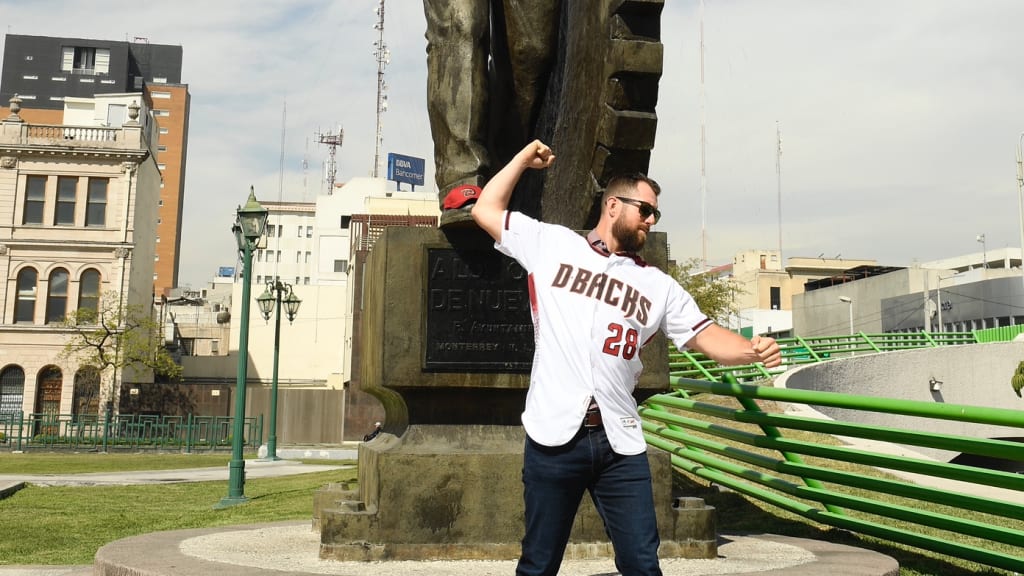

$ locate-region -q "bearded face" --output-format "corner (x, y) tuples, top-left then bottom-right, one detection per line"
(611, 215), (646, 252)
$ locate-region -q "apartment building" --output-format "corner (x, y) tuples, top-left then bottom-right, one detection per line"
(0, 99), (161, 417)
(175, 178), (439, 443)
(0, 34), (190, 295)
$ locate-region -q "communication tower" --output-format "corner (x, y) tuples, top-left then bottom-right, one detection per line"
(316, 126), (344, 194)
(372, 0), (389, 178)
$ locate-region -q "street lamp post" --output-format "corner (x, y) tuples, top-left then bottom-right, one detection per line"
(216, 187), (267, 509)
(839, 296), (854, 335)
(976, 234), (987, 269)
(256, 280), (301, 461)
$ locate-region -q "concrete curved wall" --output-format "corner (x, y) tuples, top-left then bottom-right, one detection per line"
(775, 342), (1024, 461)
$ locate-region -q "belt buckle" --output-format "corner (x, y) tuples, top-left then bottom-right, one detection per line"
(583, 409), (602, 428)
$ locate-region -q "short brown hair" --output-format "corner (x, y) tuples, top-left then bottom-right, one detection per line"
(602, 173), (661, 203)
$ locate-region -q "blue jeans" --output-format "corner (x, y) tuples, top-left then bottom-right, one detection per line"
(516, 426), (662, 576)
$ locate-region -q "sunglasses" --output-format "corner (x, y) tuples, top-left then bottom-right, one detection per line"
(615, 196), (661, 223)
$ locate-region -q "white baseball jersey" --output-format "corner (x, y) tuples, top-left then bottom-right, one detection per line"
(495, 211), (711, 455)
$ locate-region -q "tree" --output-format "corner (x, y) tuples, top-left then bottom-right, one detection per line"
(668, 258), (743, 324)
(60, 291), (182, 414)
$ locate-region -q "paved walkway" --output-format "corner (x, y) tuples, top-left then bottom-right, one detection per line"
(0, 446), (899, 576)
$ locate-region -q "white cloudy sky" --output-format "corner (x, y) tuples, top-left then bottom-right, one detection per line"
(4, 0), (1024, 288)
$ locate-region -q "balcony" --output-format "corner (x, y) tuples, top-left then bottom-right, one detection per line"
(0, 120), (147, 151)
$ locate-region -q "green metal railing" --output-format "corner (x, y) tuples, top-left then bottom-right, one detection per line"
(974, 324), (1024, 343)
(642, 375), (1024, 572)
(0, 411), (263, 453)
(669, 331), (978, 381)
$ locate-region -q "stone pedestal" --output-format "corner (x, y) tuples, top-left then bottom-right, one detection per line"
(316, 226), (715, 561)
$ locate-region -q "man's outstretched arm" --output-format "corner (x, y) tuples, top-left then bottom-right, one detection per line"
(689, 324), (782, 368)
(471, 140), (555, 242)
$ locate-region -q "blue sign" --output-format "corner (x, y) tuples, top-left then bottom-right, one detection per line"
(218, 266), (235, 277)
(387, 153), (425, 187)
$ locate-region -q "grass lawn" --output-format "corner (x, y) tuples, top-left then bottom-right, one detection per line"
(1, 417), (1018, 576)
(0, 452), (240, 475)
(0, 453), (356, 565)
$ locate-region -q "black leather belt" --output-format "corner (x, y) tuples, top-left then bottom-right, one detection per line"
(583, 408), (603, 428)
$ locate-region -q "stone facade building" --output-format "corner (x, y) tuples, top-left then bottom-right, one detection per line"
(0, 97), (161, 418)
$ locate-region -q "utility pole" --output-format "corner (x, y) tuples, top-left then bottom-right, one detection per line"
(776, 120), (783, 266)
(1016, 133), (1024, 298)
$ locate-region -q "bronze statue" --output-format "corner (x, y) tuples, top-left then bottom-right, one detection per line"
(425, 0), (666, 229)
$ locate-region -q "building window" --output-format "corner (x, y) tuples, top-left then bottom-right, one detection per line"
(256, 275), (262, 285)
(86, 178), (107, 227)
(55, 177), (77, 225)
(305, 251), (311, 263)
(770, 286), (781, 311)
(295, 276), (301, 285)
(78, 269), (101, 316)
(256, 249), (263, 262)
(46, 269), (69, 324)
(210, 340), (219, 354)
(276, 251), (282, 263)
(23, 175), (46, 225)
(73, 367), (100, 419)
(296, 252), (301, 263)
(150, 91), (172, 99)
(266, 224), (276, 238)
(159, 128), (169, 135)
(341, 215), (351, 229)
(306, 225), (313, 238)
(15, 268), (38, 323)
(157, 145), (167, 152)
(0, 366), (26, 415)
(303, 277), (310, 285)
(61, 46), (110, 75)
(153, 109), (170, 117)
(22, 75), (38, 80)
(334, 259), (348, 273)
(298, 226), (303, 237)
(72, 47), (95, 72)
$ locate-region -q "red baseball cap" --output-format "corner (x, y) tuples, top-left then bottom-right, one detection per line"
(442, 185), (482, 210)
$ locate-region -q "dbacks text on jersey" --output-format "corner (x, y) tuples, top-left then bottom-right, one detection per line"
(552, 264), (651, 325)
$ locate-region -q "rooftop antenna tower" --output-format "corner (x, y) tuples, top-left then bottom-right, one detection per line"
(316, 125), (343, 194)
(372, 0), (390, 178)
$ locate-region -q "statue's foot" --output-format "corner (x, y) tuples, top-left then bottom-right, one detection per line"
(439, 185), (482, 229)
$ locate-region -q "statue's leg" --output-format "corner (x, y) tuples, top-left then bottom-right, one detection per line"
(500, 0), (560, 142)
(424, 0), (491, 199)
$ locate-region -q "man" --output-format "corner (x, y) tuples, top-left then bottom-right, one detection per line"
(471, 140), (782, 576)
